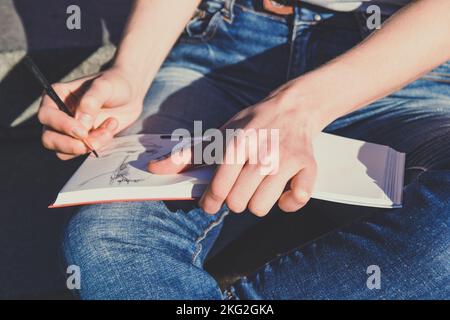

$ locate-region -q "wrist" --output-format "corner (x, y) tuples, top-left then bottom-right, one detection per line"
(109, 63), (148, 101)
(273, 78), (338, 135)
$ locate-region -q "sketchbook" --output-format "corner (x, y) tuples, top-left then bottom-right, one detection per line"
(50, 133), (405, 209)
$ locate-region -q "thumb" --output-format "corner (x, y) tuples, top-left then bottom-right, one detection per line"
(75, 77), (112, 130)
(148, 135), (213, 174)
(278, 160), (317, 213)
(148, 148), (193, 174)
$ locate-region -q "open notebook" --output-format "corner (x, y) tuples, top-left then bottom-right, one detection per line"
(50, 133), (405, 209)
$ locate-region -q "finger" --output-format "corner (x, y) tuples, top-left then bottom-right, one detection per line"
(199, 163), (244, 214)
(147, 144), (194, 174)
(75, 77), (113, 130)
(86, 117), (119, 151)
(278, 159), (317, 213)
(248, 163), (298, 217)
(42, 117), (117, 157)
(55, 152), (79, 161)
(148, 136), (220, 174)
(42, 129), (89, 155)
(38, 106), (88, 139)
(225, 163), (267, 213)
(199, 135), (248, 214)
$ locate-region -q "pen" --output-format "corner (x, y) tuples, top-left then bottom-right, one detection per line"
(24, 55), (99, 158)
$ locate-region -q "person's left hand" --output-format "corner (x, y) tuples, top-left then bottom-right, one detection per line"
(149, 85), (326, 216)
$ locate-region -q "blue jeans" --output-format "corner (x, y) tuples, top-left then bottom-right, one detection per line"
(64, 0), (450, 299)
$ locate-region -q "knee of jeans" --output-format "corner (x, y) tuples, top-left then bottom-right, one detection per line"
(63, 202), (164, 265)
(63, 205), (113, 268)
(62, 202), (226, 299)
(397, 169), (450, 247)
(63, 201), (223, 268)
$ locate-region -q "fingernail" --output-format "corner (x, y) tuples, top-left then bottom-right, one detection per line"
(298, 191), (309, 202)
(106, 118), (118, 131)
(72, 126), (88, 139)
(78, 113), (93, 129)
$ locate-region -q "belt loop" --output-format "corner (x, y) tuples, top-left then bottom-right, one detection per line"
(222, 0), (235, 23)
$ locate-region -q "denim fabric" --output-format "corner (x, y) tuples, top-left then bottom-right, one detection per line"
(64, 0), (450, 299)
(303, 0), (409, 14)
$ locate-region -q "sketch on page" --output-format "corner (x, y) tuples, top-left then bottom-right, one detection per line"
(109, 156), (146, 186)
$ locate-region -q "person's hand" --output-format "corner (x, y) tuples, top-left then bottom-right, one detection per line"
(38, 67), (144, 160)
(149, 84), (326, 216)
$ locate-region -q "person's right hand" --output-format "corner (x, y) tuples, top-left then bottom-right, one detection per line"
(38, 67), (144, 160)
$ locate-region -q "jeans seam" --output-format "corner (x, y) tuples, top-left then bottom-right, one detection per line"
(223, 286), (239, 300)
(222, 0), (235, 23)
(183, 11), (223, 44)
(191, 208), (229, 266)
(286, 10), (300, 81)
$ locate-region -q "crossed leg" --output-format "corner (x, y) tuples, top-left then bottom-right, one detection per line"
(64, 66), (450, 299)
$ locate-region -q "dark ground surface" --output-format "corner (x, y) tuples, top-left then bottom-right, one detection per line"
(0, 0), (348, 299)
(0, 0), (133, 299)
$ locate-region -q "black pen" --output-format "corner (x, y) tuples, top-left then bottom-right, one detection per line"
(24, 55), (99, 158)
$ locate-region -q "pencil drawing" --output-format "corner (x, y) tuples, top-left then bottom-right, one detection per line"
(73, 138), (169, 188)
(109, 156), (146, 185)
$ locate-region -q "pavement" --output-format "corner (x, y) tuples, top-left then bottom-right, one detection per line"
(0, 0), (131, 299)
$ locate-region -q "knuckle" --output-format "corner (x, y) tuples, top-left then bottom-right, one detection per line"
(251, 162), (264, 172)
(80, 94), (97, 111)
(103, 129), (115, 140)
(37, 109), (47, 124)
(291, 189), (309, 205)
(247, 201), (268, 217)
(69, 141), (87, 155)
(208, 185), (226, 203)
(226, 196), (246, 213)
(41, 131), (53, 150)
(92, 77), (110, 90)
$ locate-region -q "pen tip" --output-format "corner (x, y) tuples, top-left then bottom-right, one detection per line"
(92, 150), (99, 158)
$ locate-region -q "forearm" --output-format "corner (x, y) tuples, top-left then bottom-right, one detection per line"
(286, 0), (450, 132)
(113, 0), (200, 98)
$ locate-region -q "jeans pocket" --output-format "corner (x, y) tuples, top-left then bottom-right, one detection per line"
(180, 0), (226, 43)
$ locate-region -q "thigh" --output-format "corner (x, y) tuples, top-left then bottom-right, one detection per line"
(320, 61), (450, 225)
(227, 169), (450, 299)
(119, 66), (252, 136)
(64, 200), (229, 299)
(326, 61), (450, 173)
